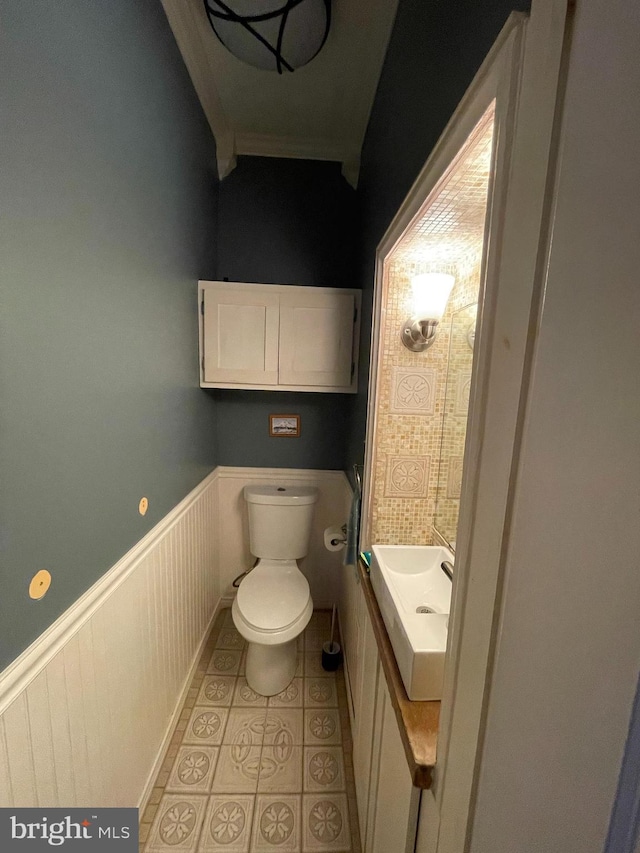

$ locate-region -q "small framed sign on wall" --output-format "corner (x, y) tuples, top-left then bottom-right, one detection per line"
(269, 414), (300, 437)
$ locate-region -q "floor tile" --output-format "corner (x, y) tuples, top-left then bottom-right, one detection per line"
(197, 675), (237, 707)
(304, 679), (338, 708)
(304, 630), (325, 652)
(303, 709), (342, 746)
(208, 649), (242, 675)
(149, 787), (164, 806)
(258, 746), (303, 793)
(146, 793), (208, 853)
(234, 677), (268, 708)
(216, 626), (246, 651)
(142, 613), (360, 853)
(166, 746), (219, 795)
(211, 745), (262, 794)
(304, 652), (332, 679)
(142, 802), (159, 826)
(308, 611), (332, 633)
(200, 795), (255, 852)
(303, 747), (345, 793)
(224, 708), (268, 746)
(263, 709), (303, 746)
(267, 678), (303, 708)
(302, 793), (351, 852)
(250, 795), (302, 852)
(183, 707), (229, 747)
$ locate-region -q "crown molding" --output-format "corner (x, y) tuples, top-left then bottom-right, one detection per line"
(161, 0), (236, 179)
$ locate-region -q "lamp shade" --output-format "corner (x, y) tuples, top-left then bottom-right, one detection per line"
(203, 0), (331, 74)
(411, 273), (455, 321)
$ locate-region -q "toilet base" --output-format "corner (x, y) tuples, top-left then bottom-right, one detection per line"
(245, 639), (297, 696)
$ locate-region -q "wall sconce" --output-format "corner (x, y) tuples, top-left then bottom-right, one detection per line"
(400, 273), (455, 352)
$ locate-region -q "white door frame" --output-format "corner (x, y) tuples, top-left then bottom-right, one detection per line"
(360, 1), (570, 850)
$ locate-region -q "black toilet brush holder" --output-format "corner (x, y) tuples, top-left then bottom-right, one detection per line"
(322, 640), (342, 671)
(321, 604), (342, 671)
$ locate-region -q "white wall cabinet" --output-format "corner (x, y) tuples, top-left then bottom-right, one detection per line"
(340, 576), (422, 853)
(199, 281), (361, 392)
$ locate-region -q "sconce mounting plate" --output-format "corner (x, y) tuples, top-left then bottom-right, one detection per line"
(401, 318), (439, 352)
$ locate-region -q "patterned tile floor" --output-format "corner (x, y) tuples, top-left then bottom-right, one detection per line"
(140, 609), (361, 853)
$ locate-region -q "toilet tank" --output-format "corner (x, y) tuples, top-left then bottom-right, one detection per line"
(244, 485), (319, 559)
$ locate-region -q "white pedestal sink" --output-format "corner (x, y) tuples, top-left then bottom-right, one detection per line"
(370, 544), (453, 700)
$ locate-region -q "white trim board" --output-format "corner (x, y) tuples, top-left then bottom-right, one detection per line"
(215, 466), (350, 482)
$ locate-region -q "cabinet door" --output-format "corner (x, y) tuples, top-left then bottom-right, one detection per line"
(278, 290), (355, 388)
(352, 594), (380, 845)
(366, 677), (421, 853)
(338, 563), (361, 720)
(202, 287), (279, 384)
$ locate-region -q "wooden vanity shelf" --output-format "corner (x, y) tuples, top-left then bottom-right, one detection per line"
(357, 558), (440, 789)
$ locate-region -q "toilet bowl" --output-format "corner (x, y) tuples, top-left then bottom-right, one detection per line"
(232, 484), (318, 696)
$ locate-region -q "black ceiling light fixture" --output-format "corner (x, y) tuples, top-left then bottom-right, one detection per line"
(203, 0), (331, 74)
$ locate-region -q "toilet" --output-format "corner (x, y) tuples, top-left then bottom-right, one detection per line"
(232, 484), (318, 696)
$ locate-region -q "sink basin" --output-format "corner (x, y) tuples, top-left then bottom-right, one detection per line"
(370, 544), (453, 700)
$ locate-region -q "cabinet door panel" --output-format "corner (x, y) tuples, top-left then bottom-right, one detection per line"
(353, 600), (380, 845)
(368, 680), (421, 853)
(338, 566), (360, 721)
(364, 675), (387, 853)
(279, 291), (354, 387)
(203, 289), (279, 384)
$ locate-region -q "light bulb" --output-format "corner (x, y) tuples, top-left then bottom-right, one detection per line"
(411, 273), (455, 320)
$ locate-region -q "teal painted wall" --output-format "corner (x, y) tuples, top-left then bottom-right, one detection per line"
(214, 157), (357, 470)
(346, 0), (531, 467)
(0, 0), (533, 672)
(0, 0), (218, 670)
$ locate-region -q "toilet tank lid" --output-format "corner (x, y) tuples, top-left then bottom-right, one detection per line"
(244, 485), (319, 506)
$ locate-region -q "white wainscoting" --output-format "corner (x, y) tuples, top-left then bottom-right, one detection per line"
(216, 467), (353, 609)
(0, 469), (220, 809)
(0, 466), (353, 810)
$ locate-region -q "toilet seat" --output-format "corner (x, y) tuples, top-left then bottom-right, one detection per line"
(233, 560), (312, 645)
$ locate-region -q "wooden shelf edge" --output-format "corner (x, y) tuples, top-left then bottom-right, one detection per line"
(357, 559), (440, 789)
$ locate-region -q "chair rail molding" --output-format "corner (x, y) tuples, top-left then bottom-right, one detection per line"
(0, 469), (220, 809)
(0, 465), (351, 810)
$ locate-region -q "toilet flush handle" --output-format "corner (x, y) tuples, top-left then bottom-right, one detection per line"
(232, 557), (259, 588)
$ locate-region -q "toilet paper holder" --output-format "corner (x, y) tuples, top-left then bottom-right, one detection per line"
(330, 524), (347, 547)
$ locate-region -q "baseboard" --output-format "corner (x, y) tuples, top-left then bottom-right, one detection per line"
(137, 595), (235, 811)
(137, 596), (225, 812)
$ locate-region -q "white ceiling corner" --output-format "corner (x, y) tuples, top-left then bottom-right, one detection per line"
(161, 0), (399, 188)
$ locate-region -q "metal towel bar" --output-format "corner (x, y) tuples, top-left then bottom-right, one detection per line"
(353, 463), (363, 491)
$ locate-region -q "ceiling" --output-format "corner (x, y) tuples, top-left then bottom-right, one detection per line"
(161, 0), (399, 187)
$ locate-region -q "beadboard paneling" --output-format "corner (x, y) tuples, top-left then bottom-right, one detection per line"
(216, 467), (353, 608)
(0, 466), (352, 809)
(0, 470), (220, 809)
